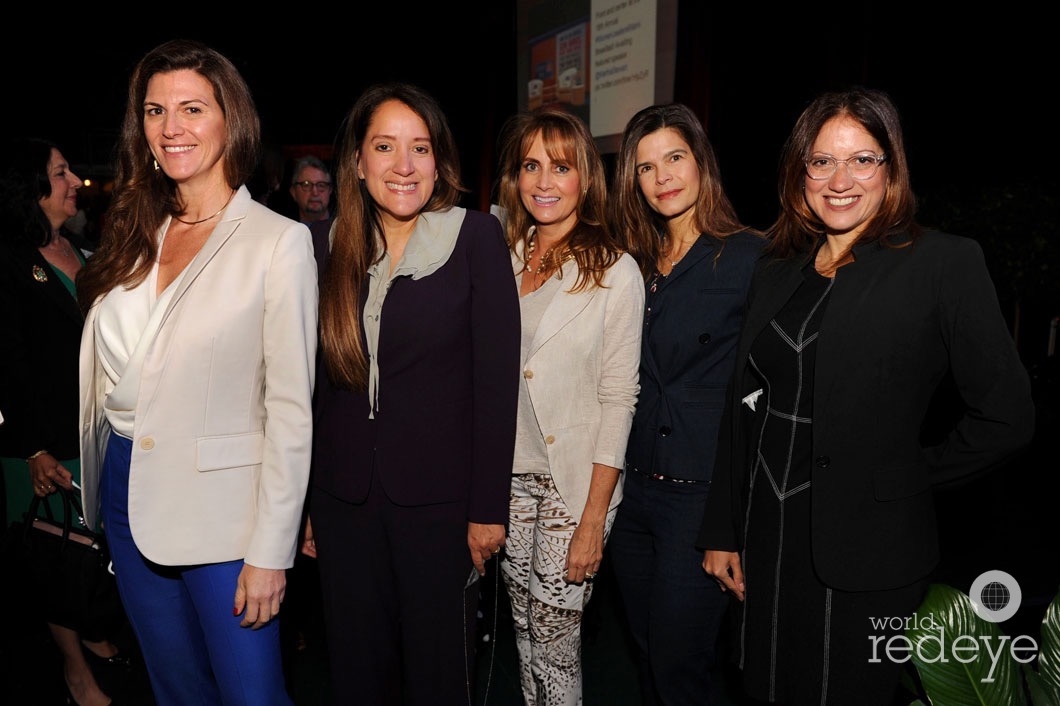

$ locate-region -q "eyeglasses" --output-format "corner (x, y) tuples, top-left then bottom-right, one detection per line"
(804, 153), (887, 180)
(293, 180), (332, 192)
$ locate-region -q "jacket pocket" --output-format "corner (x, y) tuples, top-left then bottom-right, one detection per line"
(872, 463), (930, 501)
(196, 431), (264, 472)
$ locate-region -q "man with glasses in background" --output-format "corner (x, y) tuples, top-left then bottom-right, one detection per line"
(289, 155), (333, 225)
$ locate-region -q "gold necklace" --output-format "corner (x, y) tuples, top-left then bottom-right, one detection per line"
(173, 190), (235, 226)
(524, 233), (573, 277)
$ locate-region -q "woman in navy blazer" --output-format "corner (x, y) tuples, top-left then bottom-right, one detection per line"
(494, 107), (643, 704)
(304, 83), (520, 705)
(607, 103), (764, 705)
(699, 87), (1035, 705)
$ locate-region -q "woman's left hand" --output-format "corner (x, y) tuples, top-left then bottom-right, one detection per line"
(565, 521), (604, 584)
(234, 564), (286, 629)
(468, 522), (506, 576)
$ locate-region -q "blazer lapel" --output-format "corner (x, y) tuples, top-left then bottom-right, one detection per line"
(159, 187), (249, 328)
(640, 236), (717, 381)
(526, 263), (595, 360)
(662, 236), (715, 286)
(742, 257), (807, 362)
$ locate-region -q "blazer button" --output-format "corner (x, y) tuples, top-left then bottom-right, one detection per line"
(140, 437), (156, 451)
(523, 369), (534, 379)
(544, 435), (555, 445)
(698, 332), (712, 344)
(814, 455), (830, 468)
(659, 426), (672, 437)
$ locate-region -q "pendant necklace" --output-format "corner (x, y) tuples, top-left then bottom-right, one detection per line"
(173, 190), (236, 226)
(660, 238), (693, 276)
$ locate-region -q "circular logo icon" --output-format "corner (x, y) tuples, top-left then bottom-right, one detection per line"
(968, 570), (1021, 623)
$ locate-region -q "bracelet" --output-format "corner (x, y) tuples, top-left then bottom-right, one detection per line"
(26, 449), (48, 461)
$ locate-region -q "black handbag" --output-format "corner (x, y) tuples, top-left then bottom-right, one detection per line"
(5, 487), (124, 640)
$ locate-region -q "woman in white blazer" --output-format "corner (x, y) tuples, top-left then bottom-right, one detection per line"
(76, 40), (316, 706)
(495, 107), (643, 705)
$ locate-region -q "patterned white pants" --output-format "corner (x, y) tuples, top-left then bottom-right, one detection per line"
(500, 473), (616, 706)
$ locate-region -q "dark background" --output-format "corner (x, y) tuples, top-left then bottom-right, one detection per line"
(6, 8), (1054, 214)
(6, 13), (1054, 401)
(10, 4), (1055, 361)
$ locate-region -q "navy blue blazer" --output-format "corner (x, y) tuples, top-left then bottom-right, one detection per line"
(310, 209), (520, 525)
(626, 230), (764, 482)
(698, 230), (1035, 591)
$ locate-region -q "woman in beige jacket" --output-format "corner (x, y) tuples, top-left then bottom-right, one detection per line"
(495, 107), (643, 705)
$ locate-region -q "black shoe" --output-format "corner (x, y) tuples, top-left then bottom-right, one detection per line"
(82, 645), (135, 672)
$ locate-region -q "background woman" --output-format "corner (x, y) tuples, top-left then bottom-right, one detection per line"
(699, 87), (1035, 705)
(76, 40), (317, 705)
(0, 137), (126, 706)
(304, 82), (520, 705)
(494, 106), (643, 705)
(608, 103), (764, 705)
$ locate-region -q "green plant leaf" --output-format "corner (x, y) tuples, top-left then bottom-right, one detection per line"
(906, 584), (1027, 706)
(1031, 589), (1060, 703)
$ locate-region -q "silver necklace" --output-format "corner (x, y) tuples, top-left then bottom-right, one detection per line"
(42, 234), (73, 258)
(659, 238), (694, 274)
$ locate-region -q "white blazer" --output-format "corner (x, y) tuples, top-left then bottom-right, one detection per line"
(79, 186), (318, 569)
(515, 249), (644, 522)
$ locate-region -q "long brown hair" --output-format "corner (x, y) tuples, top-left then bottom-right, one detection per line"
(611, 103), (748, 279)
(320, 82), (468, 391)
(766, 87), (919, 260)
(495, 107), (619, 292)
(76, 39), (261, 314)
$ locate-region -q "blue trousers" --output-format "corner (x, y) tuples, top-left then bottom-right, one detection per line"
(101, 433), (292, 706)
(607, 471), (729, 706)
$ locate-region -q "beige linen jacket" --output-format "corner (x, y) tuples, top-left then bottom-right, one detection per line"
(513, 249), (644, 522)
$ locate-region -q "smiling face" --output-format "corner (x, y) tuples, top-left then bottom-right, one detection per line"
(634, 127), (700, 223)
(356, 99), (438, 230)
(38, 148), (82, 229)
(803, 115), (887, 240)
(517, 130), (581, 238)
(143, 69), (228, 188)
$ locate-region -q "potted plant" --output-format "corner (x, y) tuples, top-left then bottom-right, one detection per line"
(903, 583), (1060, 705)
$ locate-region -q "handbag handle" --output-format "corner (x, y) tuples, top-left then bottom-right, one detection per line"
(22, 488), (84, 547)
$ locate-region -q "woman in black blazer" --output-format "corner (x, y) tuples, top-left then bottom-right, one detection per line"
(608, 103), (764, 705)
(699, 87), (1035, 705)
(305, 83), (520, 705)
(0, 137), (126, 706)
